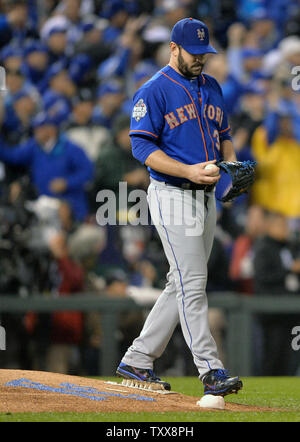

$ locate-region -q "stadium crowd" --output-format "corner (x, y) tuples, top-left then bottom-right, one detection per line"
(0, 0), (300, 377)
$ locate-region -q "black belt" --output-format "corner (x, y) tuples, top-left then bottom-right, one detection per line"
(165, 181), (215, 192)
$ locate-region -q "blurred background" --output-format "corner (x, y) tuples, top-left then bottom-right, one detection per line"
(0, 0), (300, 378)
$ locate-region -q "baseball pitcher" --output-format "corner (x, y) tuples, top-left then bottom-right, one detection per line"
(116, 18), (255, 396)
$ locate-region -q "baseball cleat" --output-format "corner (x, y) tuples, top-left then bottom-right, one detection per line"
(202, 369), (243, 397)
(116, 363), (171, 391)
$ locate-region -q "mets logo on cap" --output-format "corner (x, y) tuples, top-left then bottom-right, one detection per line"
(197, 28), (205, 41)
(132, 98), (147, 122)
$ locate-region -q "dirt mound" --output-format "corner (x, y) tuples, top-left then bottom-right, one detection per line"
(0, 369), (280, 414)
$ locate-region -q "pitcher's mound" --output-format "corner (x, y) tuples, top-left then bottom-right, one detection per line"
(0, 369), (280, 413)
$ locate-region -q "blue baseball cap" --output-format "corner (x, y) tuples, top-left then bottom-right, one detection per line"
(97, 80), (123, 98)
(171, 18), (217, 55)
(242, 48), (264, 59)
(32, 112), (59, 129)
(133, 61), (157, 83)
(1, 45), (23, 61)
(100, 0), (126, 19)
(250, 8), (273, 22)
(24, 41), (48, 57)
(44, 60), (68, 84)
(69, 54), (92, 84)
(11, 85), (38, 103)
(43, 90), (64, 110)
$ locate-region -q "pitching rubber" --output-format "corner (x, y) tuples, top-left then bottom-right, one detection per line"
(121, 379), (167, 391)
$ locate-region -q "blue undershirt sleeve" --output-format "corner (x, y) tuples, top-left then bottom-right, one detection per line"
(130, 134), (160, 165)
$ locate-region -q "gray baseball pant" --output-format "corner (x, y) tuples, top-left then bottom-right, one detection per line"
(121, 178), (224, 379)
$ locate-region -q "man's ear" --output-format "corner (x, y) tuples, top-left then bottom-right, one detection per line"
(170, 42), (179, 57)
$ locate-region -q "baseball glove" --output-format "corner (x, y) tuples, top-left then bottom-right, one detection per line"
(216, 160), (256, 203)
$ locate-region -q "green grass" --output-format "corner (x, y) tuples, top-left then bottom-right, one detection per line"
(0, 377), (300, 422)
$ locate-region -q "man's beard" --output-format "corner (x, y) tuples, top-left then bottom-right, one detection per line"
(177, 48), (204, 79)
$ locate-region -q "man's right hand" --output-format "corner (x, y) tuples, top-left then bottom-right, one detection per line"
(185, 160), (221, 185)
(144, 150), (221, 184)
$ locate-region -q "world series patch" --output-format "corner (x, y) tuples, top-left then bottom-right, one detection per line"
(132, 98), (147, 122)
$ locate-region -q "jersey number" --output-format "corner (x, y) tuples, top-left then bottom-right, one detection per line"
(213, 130), (220, 151)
